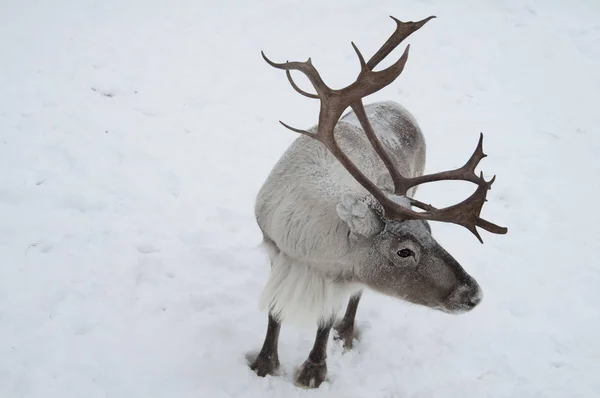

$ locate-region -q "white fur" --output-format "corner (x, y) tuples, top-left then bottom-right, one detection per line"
(259, 249), (361, 327)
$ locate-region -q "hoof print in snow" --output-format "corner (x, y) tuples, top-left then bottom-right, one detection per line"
(295, 360), (327, 388)
(137, 244), (160, 254)
(91, 87), (116, 98)
(134, 108), (158, 117)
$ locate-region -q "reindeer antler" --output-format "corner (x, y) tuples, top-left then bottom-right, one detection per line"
(262, 16), (507, 242)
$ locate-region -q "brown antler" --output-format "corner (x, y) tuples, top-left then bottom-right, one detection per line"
(366, 15), (437, 70)
(262, 15), (507, 242)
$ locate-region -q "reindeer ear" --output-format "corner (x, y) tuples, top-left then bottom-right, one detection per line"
(336, 193), (383, 238)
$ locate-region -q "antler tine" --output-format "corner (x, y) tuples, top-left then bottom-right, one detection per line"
(261, 51), (331, 97)
(429, 173), (507, 242)
(389, 173), (507, 242)
(355, 45), (411, 98)
(279, 121), (315, 137)
(392, 133), (489, 196)
(285, 70), (319, 99)
(351, 42), (368, 71)
(339, 43), (411, 103)
(462, 132), (486, 174)
(366, 15), (436, 70)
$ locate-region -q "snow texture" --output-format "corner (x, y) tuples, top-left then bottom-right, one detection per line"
(1, 0), (599, 397)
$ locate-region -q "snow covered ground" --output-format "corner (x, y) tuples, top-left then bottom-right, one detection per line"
(1, 0), (599, 397)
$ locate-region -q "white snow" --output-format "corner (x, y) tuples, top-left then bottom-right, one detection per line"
(1, 0), (599, 397)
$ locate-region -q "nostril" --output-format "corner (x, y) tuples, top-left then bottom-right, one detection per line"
(447, 282), (483, 312)
(468, 294), (482, 307)
(466, 286), (483, 308)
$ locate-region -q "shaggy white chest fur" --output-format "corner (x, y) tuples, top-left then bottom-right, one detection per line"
(259, 244), (362, 326)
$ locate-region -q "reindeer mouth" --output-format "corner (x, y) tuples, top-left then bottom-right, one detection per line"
(435, 302), (476, 314)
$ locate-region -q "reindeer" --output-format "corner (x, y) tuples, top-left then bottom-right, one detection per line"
(251, 15), (507, 388)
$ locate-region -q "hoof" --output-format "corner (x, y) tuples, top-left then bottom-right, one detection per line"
(250, 354), (280, 377)
(295, 359), (327, 388)
(334, 322), (357, 350)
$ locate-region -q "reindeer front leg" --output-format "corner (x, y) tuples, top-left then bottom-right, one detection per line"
(250, 313), (281, 376)
(295, 323), (331, 388)
(334, 291), (362, 350)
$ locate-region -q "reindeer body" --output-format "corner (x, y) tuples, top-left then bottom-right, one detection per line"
(255, 101), (425, 325)
(250, 16), (506, 387)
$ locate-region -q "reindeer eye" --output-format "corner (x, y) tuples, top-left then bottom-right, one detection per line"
(397, 248), (414, 258)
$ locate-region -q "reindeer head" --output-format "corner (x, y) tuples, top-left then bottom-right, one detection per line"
(262, 16), (507, 314)
(336, 189), (483, 313)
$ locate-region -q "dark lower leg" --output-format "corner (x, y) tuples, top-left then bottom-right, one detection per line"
(250, 313), (281, 377)
(334, 291), (362, 349)
(296, 323), (331, 388)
